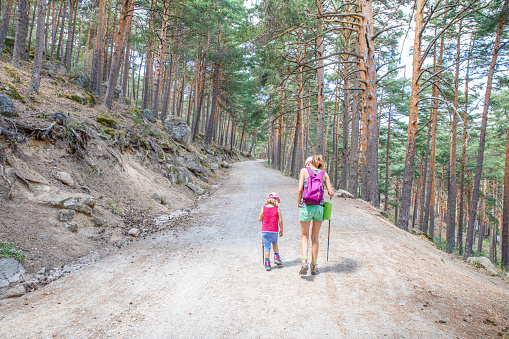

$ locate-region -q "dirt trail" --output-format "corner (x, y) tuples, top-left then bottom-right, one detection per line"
(1, 161), (508, 338)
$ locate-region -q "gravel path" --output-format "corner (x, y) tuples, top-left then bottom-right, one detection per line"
(1, 160), (508, 338)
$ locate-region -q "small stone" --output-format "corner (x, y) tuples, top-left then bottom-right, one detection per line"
(336, 189), (354, 199)
(0, 258), (25, 287)
(163, 116), (191, 145)
(93, 217), (106, 227)
(54, 172), (75, 186)
(65, 223), (78, 233)
(1, 284), (26, 299)
(0, 94), (17, 117)
(37, 267), (46, 275)
(58, 209), (75, 221)
(220, 161), (229, 169)
(63, 201), (93, 215)
(467, 257), (499, 276)
(128, 228), (141, 237)
(142, 109), (156, 123)
(187, 182), (204, 195)
(152, 192), (170, 205)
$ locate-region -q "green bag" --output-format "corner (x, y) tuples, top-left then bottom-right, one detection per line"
(323, 201), (332, 220)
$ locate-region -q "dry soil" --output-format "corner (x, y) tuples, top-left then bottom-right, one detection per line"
(0, 160), (508, 338)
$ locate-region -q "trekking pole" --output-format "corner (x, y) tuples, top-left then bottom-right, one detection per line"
(262, 237), (264, 264)
(327, 197), (331, 261)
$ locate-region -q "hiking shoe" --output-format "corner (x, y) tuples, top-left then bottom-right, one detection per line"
(310, 264), (318, 275)
(265, 261), (271, 271)
(274, 255), (283, 266)
(299, 261), (308, 275)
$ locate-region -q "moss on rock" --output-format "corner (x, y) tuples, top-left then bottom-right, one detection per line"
(3, 83), (25, 103)
(65, 93), (87, 105)
(96, 115), (120, 129)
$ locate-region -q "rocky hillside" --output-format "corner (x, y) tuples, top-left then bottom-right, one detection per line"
(0, 59), (240, 297)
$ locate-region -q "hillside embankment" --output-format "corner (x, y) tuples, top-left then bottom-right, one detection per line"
(0, 59), (240, 297)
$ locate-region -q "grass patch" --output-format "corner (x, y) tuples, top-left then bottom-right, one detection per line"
(0, 242), (25, 260)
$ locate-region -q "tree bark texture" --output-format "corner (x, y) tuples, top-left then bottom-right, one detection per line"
(315, 0), (325, 155)
(55, 0), (66, 60)
(362, 0), (379, 207)
(0, 0), (13, 57)
(12, 0), (29, 68)
(446, 21), (462, 253)
(458, 39), (473, 255)
(28, 0), (47, 94)
(90, 0), (106, 95)
(398, 0), (424, 231)
(104, 0), (135, 110)
(502, 120), (509, 268)
(464, 8), (506, 259)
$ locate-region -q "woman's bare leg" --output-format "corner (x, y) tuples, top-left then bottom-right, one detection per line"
(311, 220), (323, 262)
(300, 221), (311, 259)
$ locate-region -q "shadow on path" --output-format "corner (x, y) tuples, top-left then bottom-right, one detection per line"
(321, 257), (361, 274)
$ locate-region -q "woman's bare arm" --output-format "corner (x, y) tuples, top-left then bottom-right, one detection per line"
(297, 168), (307, 207)
(324, 172), (335, 197)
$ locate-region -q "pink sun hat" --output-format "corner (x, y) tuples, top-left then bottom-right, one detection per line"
(267, 192), (280, 203)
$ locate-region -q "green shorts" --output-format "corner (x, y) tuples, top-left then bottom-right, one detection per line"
(299, 205), (324, 222)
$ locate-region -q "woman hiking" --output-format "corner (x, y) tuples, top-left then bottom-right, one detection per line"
(297, 155), (334, 275)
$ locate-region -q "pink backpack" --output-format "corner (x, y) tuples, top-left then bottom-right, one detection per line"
(302, 167), (325, 205)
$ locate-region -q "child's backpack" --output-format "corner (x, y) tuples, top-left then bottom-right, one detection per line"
(302, 167), (325, 205)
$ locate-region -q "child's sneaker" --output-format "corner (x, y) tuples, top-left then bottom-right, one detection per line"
(310, 264), (318, 275)
(299, 261), (308, 275)
(274, 255), (283, 266)
(265, 260), (271, 271)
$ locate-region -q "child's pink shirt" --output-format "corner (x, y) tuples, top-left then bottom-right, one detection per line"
(262, 206), (279, 232)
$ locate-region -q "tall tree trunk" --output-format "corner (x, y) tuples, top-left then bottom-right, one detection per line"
(446, 21), (462, 253)
(151, 0), (170, 115)
(418, 117), (431, 232)
(464, 3), (507, 259)
(49, 0), (59, 58)
(205, 63), (221, 145)
(27, 0), (38, 53)
(412, 155), (424, 229)
(458, 57), (471, 249)
(74, 10), (85, 66)
(361, 0), (380, 207)
(349, 71), (361, 197)
(161, 53), (174, 119)
(55, 0), (66, 61)
(0, 0), (13, 57)
(424, 34), (445, 238)
(341, 76), (349, 190)
(90, 0), (106, 95)
(11, 0), (29, 68)
(384, 104), (392, 212)
(291, 54), (304, 178)
(63, 0), (76, 68)
(177, 59), (186, 117)
(103, 0), (135, 110)
(121, 27), (131, 97)
(171, 55), (180, 116)
(501, 111), (509, 268)
(398, 0), (424, 230)
(192, 56), (207, 140)
(28, 0), (47, 94)
(315, 0), (325, 155)
(142, 0), (155, 110)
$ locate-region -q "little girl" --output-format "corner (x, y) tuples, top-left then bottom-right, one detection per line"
(258, 192), (284, 271)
